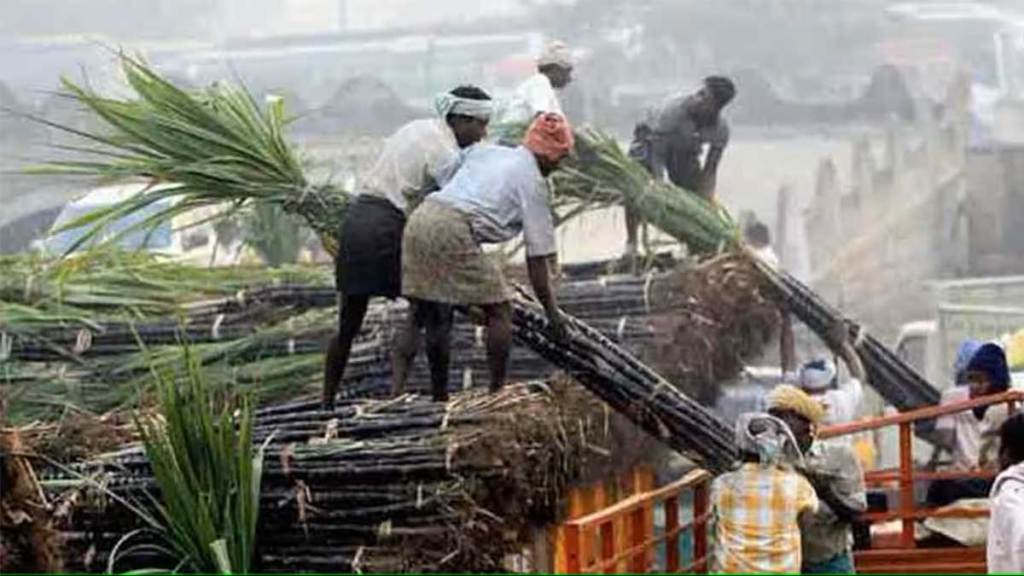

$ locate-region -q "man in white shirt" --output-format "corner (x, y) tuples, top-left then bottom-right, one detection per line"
(927, 342), (1011, 505)
(322, 85), (492, 409)
(988, 413), (1024, 573)
(494, 41), (573, 127)
(798, 358), (865, 430)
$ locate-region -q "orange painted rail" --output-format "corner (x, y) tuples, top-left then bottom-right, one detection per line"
(561, 469), (711, 573)
(820, 389), (1021, 552)
(555, 390), (1020, 574)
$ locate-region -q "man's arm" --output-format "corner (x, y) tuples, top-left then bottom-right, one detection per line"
(698, 145), (725, 199)
(779, 311), (795, 374)
(807, 475), (863, 523)
(520, 171), (567, 340)
(648, 135), (669, 182)
(930, 389), (961, 454)
(527, 255), (566, 340)
(827, 320), (868, 396)
(804, 449), (867, 524)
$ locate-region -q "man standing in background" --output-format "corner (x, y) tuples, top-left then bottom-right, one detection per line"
(494, 41), (574, 127)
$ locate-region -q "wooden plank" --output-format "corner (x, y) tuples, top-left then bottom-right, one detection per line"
(564, 523), (582, 574)
(855, 547), (985, 563)
(600, 521), (616, 574)
(855, 546), (986, 573)
(857, 562), (987, 574)
(665, 496), (680, 572)
(694, 482), (709, 573)
(899, 422), (915, 549)
(565, 470), (711, 528)
(628, 508), (646, 572)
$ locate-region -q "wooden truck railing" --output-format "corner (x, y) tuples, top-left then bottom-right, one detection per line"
(817, 388), (1021, 574)
(555, 389), (1022, 574)
(561, 469), (711, 573)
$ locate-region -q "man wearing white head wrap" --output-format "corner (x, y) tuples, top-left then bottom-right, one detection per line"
(433, 91), (494, 122)
(493, 40), (574, 127)
(798, 353), (865, 433)
(324, 85), (493, 409)
(711, 412), (819, 573)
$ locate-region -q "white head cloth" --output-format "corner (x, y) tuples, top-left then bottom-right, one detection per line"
(735, 412), (805, 468)
(537, 40), (573, 68)
(798, 358), (837, 393)
(433, 92), (493, 121)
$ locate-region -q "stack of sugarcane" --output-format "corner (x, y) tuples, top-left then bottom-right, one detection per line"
(3, 258), (662, 421)
(23, 53), (937, 457)
(38, 378), (664, 572)
(6, 255), (757, 474)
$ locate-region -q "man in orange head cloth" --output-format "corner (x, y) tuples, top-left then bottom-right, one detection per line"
(396, 113), (574, 400)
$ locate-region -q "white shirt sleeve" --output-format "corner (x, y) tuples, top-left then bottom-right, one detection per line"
(836, 377), (864, 420)
(428, 148), (465, 190)
(523, 74), (562, 117)
(519, 173), (557, 257)
(988, 481), (1024, 573)
(936, 387), (966, 431)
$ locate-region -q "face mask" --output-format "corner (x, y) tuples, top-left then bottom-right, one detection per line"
(738, 413), (806, 468)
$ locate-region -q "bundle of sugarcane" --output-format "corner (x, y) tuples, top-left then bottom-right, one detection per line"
(38, 378), (664, 572)
(553, 130), (941, 411)
(3, 272), (664, 447)
(513, 292), (737, 470)
(6, 272), (655, 363)
(752, 260), (940, 409)
(553, 128), (739, 255)
(25, 55), (347, 250)
(33, 52), (936, 469)
(0, 249), (328, 315)
(643, 252), (781, 405)
(6, 243), (769, 472)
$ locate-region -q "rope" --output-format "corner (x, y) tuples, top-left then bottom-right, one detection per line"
(23, 274), (35, 302)
(0, 332), (11, 363)
(73, 328), (93, 355)
(616, 316), (628, 341)
(211, 314), (225, 340)
(642, 270), (655, 313)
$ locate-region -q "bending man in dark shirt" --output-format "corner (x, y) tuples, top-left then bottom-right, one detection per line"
(625, 76), (736, 263)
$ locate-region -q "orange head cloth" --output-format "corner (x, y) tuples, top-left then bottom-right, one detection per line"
(523, 112), (574, 163)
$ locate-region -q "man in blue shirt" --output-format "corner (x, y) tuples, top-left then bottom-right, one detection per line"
(396, 113), (573, 400)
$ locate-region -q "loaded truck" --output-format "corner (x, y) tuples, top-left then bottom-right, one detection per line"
(895, 275), (1024, 387)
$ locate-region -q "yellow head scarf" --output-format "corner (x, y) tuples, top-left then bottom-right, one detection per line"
(767, 384), (826, 424)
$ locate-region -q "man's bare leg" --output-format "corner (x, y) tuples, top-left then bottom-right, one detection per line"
(422, 300), (454, 401)
(391, 299), (422, 396)
(624, 205), (640, 274)
(483, 302), (512, 392)
(322, 294), (370, 409)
